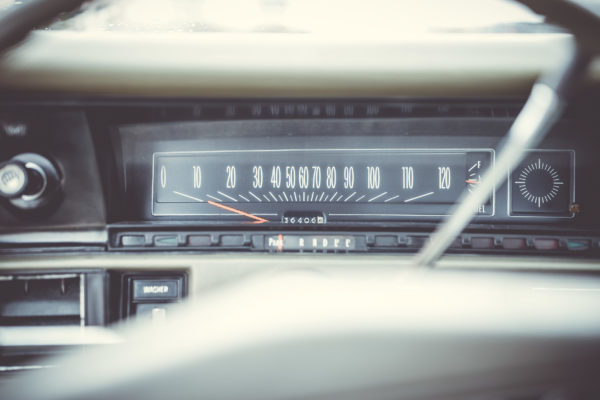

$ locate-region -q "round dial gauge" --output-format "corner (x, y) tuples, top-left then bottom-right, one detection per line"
(514, 158), (564, 208)
(466, 160), (483, 193)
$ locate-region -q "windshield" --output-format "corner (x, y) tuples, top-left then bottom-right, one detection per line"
(2, 0), (560, 34)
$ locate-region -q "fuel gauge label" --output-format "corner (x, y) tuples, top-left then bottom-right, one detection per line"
(509, 150), (574, 217)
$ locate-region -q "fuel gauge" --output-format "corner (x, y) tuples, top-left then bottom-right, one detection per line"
(465, 152), (493, 215)
(466, 160), (483, 193)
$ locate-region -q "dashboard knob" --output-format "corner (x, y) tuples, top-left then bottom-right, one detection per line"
(0, 161), (28, 198)
(0, 153), (62, 212)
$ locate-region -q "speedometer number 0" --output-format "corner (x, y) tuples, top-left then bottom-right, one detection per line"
(193, 165), (202, 189)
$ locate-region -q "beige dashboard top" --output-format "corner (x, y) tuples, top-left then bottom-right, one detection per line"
(0, 31), (596, 98)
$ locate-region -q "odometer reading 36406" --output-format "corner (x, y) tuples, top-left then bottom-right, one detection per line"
(152, 149), (494, 223)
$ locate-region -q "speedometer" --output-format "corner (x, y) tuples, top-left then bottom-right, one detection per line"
(152, 149), (493, 224)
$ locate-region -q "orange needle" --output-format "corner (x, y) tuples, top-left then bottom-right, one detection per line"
(208, 200), (269, 224)
(465, 180), (479, 184)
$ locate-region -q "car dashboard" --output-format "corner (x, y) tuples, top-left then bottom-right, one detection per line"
(2, 98), (599, 252)
(1, 6), (600, 397)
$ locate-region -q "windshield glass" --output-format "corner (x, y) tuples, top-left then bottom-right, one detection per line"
(2, 0), (560, 34)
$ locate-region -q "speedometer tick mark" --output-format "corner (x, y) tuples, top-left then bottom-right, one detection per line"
(217, 191), (237, 202)
(173, 191), (204, 202)
(330, 192), (338, 202)
(248, 191), (261, 202)
(404, 192), (434, 203)
(368, 192), (387, 202)
(384, 195), (400, 203)
(344, 192), (356, 202)
(355, 195), (366, 202)
(206, 194), (222, 202)
(238, 194), (250, 202)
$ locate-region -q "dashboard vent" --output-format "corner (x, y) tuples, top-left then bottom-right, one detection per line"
(0, 273), (83, 326)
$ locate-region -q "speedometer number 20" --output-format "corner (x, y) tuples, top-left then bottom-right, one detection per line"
(225, 165), (236, 188)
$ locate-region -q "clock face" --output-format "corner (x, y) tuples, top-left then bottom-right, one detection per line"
(510, 151), (573, 217)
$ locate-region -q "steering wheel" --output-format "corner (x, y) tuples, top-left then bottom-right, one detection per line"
(2, 268), (600, 400)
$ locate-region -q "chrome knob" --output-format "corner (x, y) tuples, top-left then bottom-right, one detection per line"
(0, 161), (28, 198)
(0, 153), (62, 212)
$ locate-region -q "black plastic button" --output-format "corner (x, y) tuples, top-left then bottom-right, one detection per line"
(121, 235), (146, 247)
(220, 235), (244, 246)
(407, 236), (428, 248)
(534, 239), (559, 251)
(251, 235), (264, 249)
(188, 235), (211, 247)
(375, 235), (398, 247)
(154, 235), (178, 247)
(503, 238), (527, 250)
(471, 237), (494, 249)
(567, 240), (590, 251)
(132, 279), (180, 300)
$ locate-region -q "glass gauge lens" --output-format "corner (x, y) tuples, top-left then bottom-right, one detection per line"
(509, 151), (574, 217)
(153, 149), (494, 224)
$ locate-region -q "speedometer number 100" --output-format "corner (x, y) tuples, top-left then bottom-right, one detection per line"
(366, 166), (380, 189)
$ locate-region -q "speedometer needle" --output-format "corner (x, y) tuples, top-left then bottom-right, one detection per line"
(208, 201), (269, 224)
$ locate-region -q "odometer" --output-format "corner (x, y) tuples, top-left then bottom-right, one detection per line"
(152, 149), (493, 223)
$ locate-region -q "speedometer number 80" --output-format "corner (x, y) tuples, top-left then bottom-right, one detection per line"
(326, 166), (337, 189)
